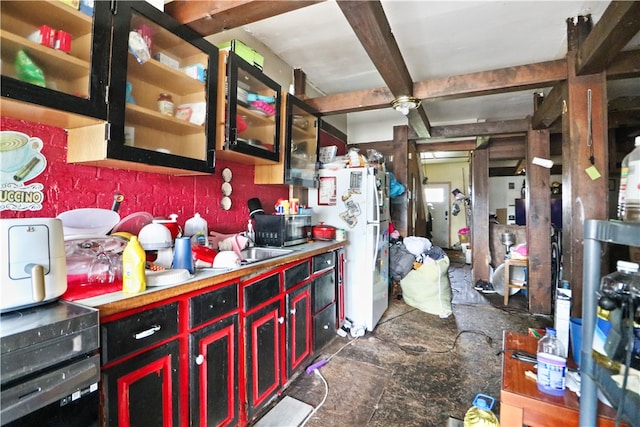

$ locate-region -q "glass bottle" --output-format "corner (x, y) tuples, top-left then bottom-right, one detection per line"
(157, 93), (174, 116)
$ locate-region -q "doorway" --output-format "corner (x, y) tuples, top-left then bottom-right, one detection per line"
(424, 182), (451, 248)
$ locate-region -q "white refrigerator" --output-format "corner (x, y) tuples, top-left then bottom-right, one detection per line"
(308, 166), (390, 331)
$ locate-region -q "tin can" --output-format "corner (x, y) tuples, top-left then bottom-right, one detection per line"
(289, 198), (299, 215)
(335, 228), (346, 242)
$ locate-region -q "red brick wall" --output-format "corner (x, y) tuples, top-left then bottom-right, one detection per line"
(1, 117), (288, 233)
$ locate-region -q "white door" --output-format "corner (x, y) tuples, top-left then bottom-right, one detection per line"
(425, 182), (451, 248)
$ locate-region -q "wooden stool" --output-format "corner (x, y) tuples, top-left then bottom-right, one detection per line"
(503, 257), (528, 305)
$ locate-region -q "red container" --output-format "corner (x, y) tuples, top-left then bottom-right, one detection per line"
(55, 30), (72, 53)
(312, 222), (336, 240)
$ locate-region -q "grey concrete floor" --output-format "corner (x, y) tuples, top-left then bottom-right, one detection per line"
(280, 255), (552, 427)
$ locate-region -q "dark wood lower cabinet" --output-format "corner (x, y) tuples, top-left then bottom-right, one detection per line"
(190, 314), (239, 427)
(102, 339), (180, 426)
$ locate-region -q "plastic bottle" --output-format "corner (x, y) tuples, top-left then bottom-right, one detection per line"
(599, 260), (640, 297)
(247, 219), (255, 247)
(616, 151), (630, 220)
(184, 213), (208, 246)
(536, 328), (566, 396)
(122, 236), (146, 293)
(623, 136), (640, 223)
(463, 394), (500, 427)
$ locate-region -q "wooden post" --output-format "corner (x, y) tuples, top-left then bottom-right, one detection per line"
(390, 125), (410, 237)
(562, 16), (609, 317)
(471, 147), (490, 284)
(526, 120), (552, 314)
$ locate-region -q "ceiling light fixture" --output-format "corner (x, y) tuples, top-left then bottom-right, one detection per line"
(391, 96), (421, 116)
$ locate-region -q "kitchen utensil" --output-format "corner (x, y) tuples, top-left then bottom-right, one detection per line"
(111, 193), (124, 212)
(111, 211), (153, 235)
(57, 208), (120, 237)
(146, 269), (191, 287)
(212, 250), (241, 269)
(153, 214), (182, 240)
(312, 222), (336, 240)
(173, 237), (194, 274)
(138, 223), (172, 250)
(87, 245), (115, 285)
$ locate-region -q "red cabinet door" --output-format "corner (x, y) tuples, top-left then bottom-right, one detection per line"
(190, 314), (239, 427)
(285, 284), (312, 380)
(243, 300), (282, 420)
(102, 339), (180, 427)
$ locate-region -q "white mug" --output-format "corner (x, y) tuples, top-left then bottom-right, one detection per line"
(0, 131), (43, 173)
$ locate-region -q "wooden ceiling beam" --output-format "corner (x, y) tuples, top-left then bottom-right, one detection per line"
(416, 139), (477, 152)
(429, 119), (529, 139)
(336, 0), (431, 138)
(576, 1), (640, 75)
(413, 59), (567, 101)
(164, 1), (324, 35)
(532, 82), (567, 130)
(307, 50), (639, 115)
(607, 49), (640, 80)
(487, 138), (526, 160)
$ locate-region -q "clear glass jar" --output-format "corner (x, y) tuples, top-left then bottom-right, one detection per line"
(157, 93), (174, 116)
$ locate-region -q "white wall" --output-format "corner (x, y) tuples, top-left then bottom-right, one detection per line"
(489, 174), (562, 224)
(422, 161), (470, 244)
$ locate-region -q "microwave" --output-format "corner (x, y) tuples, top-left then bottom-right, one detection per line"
(254, 215), (312, 247)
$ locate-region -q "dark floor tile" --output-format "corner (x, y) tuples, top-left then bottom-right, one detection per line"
(278, 263), (551, 427)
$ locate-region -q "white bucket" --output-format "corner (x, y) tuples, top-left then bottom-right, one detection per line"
(465, 249), (472, 264)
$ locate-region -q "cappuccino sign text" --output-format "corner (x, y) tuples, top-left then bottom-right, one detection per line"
(0, 131), (47, 211)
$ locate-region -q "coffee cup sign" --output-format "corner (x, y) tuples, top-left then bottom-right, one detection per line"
(0, 132), (43, 173)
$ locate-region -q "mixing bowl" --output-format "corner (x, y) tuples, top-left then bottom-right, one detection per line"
(57, 208), (120, 237)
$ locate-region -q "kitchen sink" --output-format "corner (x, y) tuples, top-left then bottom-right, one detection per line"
(239, 247), (295, 264)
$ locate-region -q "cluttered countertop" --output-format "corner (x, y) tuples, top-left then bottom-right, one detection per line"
(66, 239), (346, 318)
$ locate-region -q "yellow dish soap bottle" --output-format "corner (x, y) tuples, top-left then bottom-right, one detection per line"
(122, 235), (146, 293)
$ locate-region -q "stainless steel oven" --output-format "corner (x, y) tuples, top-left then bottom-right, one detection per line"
(1, 300), (100, 426)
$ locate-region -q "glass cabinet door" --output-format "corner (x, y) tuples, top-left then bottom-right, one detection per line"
(0, 0), (110, 119)
(285, 94), (319, 187)
(108, 1), (217, 173)
(224, 51), (281, 163)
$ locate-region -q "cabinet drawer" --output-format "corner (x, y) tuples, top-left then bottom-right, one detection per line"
(312, 271), (335, 313)
(314, 303), (336, 352)
(101, 302), (179, 365)
(244, 273), (280, 311)
(284, 261), (310, 290)
(190, 282), (239, 329)
(312, 252), (335, 273)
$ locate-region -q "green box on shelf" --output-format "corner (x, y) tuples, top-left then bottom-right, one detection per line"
(218, 39), (264, 70)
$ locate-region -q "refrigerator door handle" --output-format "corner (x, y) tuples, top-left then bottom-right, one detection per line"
(372, 222), (380, 267)
(371, 172), (380, 223)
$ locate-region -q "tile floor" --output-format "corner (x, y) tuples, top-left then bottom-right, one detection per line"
(276, 254), (552, 427)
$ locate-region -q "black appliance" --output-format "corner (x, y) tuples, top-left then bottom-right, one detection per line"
(1, 300), (100, 426)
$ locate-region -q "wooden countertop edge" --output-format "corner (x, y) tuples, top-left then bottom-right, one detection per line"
(94, 241), (347, 318)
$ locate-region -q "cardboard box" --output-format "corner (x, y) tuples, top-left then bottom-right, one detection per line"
(218, 40), (264, 70)
(496, 208), (507, 224)
(630, 246), (640, 263)
(554, 287), (571, 358)
(181, 64), (206, 82)
(154, 53), (180, 70)
(58, 0), (79, 9)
